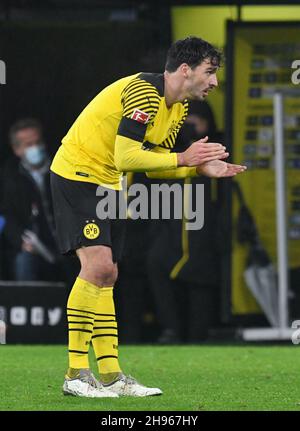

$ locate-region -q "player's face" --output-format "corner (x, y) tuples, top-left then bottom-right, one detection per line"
(185, 59), (218, 101)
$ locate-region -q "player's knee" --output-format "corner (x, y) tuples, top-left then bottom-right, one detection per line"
(78, 247), (118, 286)
(97, 263), (118, 286)
(86, 258), (117, 286)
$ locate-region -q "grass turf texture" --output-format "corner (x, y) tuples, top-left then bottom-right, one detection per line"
(1, 344), (300, 411)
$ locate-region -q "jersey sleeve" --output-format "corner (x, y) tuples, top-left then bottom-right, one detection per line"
(114, 135), (178, 173)
(117, 77), (161, 143)
(145, 145), (198, 179)
(146, 167), (198, 179)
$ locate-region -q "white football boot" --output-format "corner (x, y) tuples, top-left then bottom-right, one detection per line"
(104, 373), (163, 397)
(63, 369), (119, 398)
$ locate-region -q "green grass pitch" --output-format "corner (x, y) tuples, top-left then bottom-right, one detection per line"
(1, 344), (300, 411)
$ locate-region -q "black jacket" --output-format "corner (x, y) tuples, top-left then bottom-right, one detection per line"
(147, 176), (219, 286)
(1, 157), (57, 254)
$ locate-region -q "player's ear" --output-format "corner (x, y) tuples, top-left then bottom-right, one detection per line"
(179, 63), (190, 78)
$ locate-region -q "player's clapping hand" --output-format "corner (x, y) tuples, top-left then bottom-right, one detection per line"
(177, 136), (229, 167)
(197, 159), (247, 178)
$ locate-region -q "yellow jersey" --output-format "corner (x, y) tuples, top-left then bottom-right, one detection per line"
(50, 72), (189, 190)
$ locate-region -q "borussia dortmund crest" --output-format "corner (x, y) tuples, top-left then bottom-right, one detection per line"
(83, 220), (100, 239)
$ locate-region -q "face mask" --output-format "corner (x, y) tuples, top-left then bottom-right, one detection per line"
(24, 145), (46, 166)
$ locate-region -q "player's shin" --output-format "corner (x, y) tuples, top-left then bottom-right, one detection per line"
(92, 287), (122, 384)
(66, 277), (101, 375)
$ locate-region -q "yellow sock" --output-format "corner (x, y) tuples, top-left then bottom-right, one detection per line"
(67, 277), (100, 369)
(92, 287), (122, 379)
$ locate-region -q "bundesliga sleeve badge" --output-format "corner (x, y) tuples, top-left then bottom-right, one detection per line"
(131, 109), (150, 124)
(83, 220), (100, 239)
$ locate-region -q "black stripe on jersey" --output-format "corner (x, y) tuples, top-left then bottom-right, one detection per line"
(117, 117), (147, 142)
(121, 81), (157, 105)
(121, 79), (155, 100)
(94, 326), (118, 329)
(67, 307), (95, 316)
(96, 355), (118, 361)
(69, 349), (89, 354)
(68, 328), (93, 333)
(123, 81), (158, 99)
(92, 334), (118, 339)
(164, 131), (177, 148)
(68, 321), (94, 325)
(160, 125), (180, 149)
(121, 77), (160, 119)
(123, 96), (160, 115)
(122, 78), (152, 94)
(94, 319), (116, 322)
(160, 139), (173, 149)
(125, 88), (160, 106)
(123, 81), (156, 94)
(159, 101), (189, 149)
(137, 73), (164, 96)
(67, 314), (94, 320)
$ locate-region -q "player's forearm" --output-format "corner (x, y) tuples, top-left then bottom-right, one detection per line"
(146, 166), (199, 179)
(114, 135), (177, 172)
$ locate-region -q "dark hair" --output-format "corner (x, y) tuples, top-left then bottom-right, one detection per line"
(9, 118), (43, 147)
(165, 36), (222, 72)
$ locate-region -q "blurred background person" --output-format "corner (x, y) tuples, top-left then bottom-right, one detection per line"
(147, 101), (222, 344)
(1, 118), (77, 282)
(115, 172), (157, 344)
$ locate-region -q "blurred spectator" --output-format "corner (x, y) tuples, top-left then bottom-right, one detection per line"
(1, 118), (77, 282)
(182, 99), (219, 149)
(147, 101), (222, 343)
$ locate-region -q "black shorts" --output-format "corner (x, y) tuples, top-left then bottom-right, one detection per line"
(50, 172), (126, 263)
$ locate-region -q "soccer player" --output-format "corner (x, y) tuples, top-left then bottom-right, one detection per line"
(50, 36), (246, 398)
